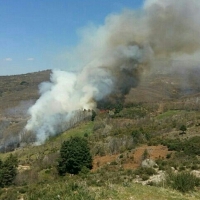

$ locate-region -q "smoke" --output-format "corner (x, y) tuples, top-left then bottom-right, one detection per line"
(5, 100), (34, 118)
(25, 0), (200, 143)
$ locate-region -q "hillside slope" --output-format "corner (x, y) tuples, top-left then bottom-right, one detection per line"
(0, 70), (200, 199)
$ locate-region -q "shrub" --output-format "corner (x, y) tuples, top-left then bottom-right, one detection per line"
(110, 161), (118, 165)
(0, 188), (18, 200)
(163, 137), (200, 156)
(23, 181), (96, 200)
(57, 137), (92, 175)
(179, 125), (187, 135)
(20, 81), (28, 85)
(141, 174), (150, 181)
(184, 137), (200, 155)
(167, 171), (200, 193)
(191, 164), (199, 170)
(155, 158), (167, 170)
(134, 167), (156, 177)
(79, 166), (90, 177)
(144, 167), (157, 176)
(166, 153), (171, 159)
(84, 133), (88, 137)
(119, 154), (123, 159)
(142, 149), (149, 160)
(162, 139), (183, 151)
(132, 130), (144, 145)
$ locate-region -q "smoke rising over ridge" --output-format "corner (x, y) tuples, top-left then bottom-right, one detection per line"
(25, 0), (200, 143)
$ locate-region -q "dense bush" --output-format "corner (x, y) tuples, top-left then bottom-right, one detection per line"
(131, 130), (144, 145)
(179, 125), (187, 135)
(57, 137), (92, 175)
(155, 158), (168, 170)
(162, 137), (200, 156)
(184, 137), (200, 155)
(161, 139), (183, 151)
(166, 171), (200, 193)
(134, 167), (157, 177)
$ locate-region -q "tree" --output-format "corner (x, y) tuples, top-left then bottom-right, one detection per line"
(57, 137), (92, 175)
(0, 154), (18, 187)
(179, 125), (187, 135)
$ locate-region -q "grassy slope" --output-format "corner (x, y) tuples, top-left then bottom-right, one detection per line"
(1, 71), (200, 199)
(1, 174), (200, 200)
(2, 121), (94, 164)
(0, 110), (200, 199)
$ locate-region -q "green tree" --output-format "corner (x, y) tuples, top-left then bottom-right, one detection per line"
(0, 154), (18, 187)
(179, 125), (187, 135)
(57, 137), (92, 175)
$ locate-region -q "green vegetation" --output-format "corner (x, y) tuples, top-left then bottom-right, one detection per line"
(0, 154), (18, 187)
(1, 177), (200, 200)
(115, 106), (147, 119)
(156, 110), (182, 120)
(59, 121), (94, 140)
(134, 167), (157, 180)
(1, 103), (200, 198)
(162, 137), (200, 156)
(20, 81), (29, 85)
(180, 124), (187, 135)
(57, 137), (92, 175)
(2, 66), (200, 199)
(166, 171), (200, 193)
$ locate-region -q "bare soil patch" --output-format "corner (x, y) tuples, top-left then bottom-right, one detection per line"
(92, 145), (171, 171)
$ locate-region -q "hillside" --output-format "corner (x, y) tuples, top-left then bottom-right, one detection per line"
(0, 70), (200, 199)
(0, 70), (51, 112)
(0, 70), (51, 152)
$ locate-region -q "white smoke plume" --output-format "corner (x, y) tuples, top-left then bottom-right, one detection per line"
(25, 0), (200, 143)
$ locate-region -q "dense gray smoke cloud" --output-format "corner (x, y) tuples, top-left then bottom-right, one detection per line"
(25, 0), (200, 143)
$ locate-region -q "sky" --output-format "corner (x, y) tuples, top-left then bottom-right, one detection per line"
(0, 0), (144, 75)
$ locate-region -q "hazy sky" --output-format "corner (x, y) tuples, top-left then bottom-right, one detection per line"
(0, 0), (144, 75)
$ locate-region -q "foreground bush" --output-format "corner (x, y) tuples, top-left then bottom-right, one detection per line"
(134, 167), (157, 181)
(25, 181), (95, 200)
(166, 171), (200, 193)
(57, 137), (92, 175)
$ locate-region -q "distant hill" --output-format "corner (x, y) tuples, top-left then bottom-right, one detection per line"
(0, 69), (200, 152)
(0, 70), (51, 152)
(0, 70), (51, 112)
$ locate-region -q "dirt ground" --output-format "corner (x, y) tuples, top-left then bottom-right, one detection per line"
(92, 145), (171, 171)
